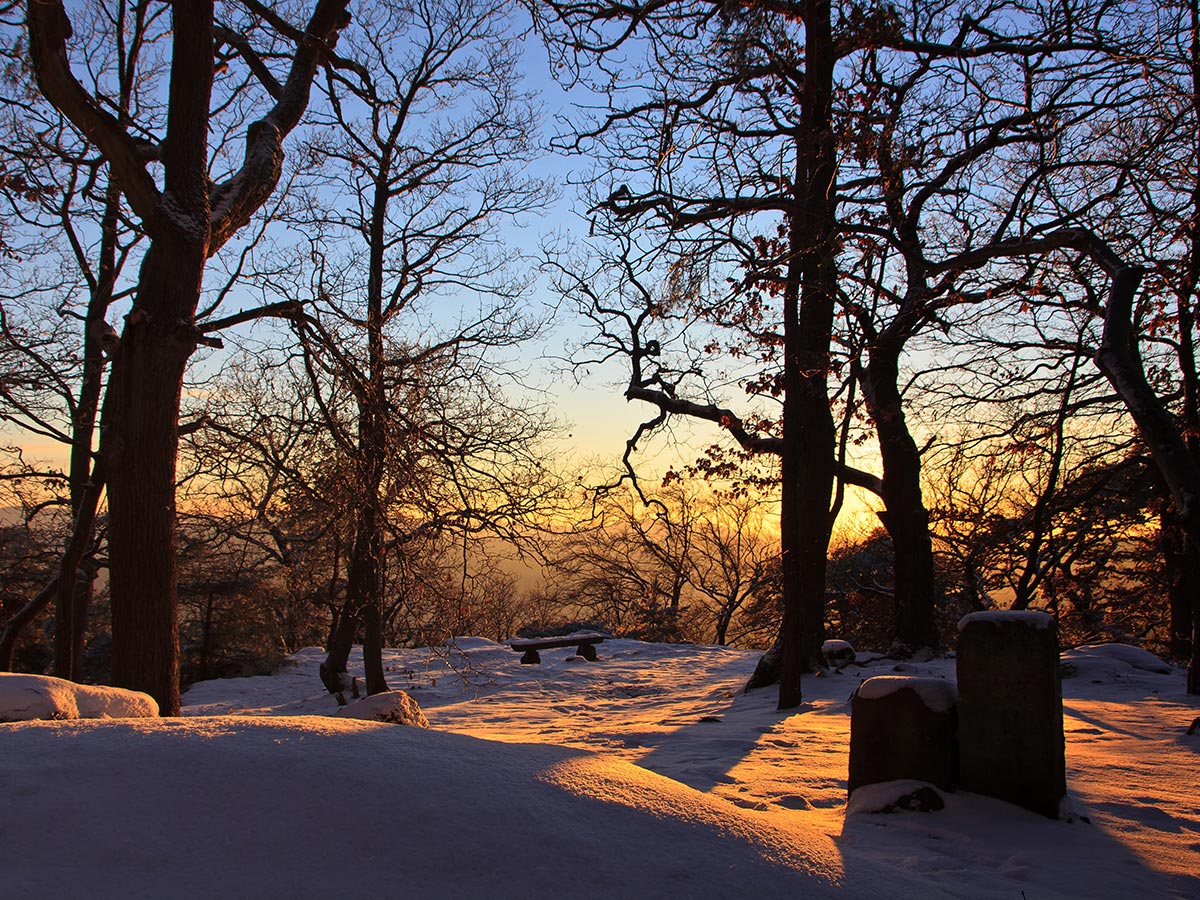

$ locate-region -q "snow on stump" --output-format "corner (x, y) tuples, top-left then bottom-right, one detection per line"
(848, 675), (958, 797)
(334, 690), (429, 728)
(0, 673), (158, 721)
(956, 611), (1066, 819)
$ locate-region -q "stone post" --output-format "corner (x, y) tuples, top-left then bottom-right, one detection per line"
(848, 675), (958, 795)
(956, 611), (1067, 818)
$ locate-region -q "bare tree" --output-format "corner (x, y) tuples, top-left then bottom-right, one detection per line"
(249, 0), (555, 696)
(535, 1), (874, 707)
(0, 0), (162, 677)
(24, 0), (350, 713)
(684, 491), (779, 647)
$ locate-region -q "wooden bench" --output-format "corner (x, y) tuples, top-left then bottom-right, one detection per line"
(509, 632), (606, 665)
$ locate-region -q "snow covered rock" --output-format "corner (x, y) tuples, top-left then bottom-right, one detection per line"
(0, 673), (158, 722)
(1064, 643), (1173, 675)
(334, 690), (429, 728)
(847, 780), (946, 815)
(958, 609), (1054, 632)
(821, 639), (855, 669)
(854, 675), (956, 712)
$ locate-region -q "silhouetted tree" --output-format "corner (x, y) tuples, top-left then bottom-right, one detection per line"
(25, 0), (351, 713)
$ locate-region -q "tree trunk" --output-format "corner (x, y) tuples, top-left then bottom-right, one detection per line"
(332, 166), (393, 697)
(1162, 511), (1197, 660)
(1182, 0), (1200, 696)
(350, 497), (387, 696)
(362, 600), (387, 695)
(199, 592), (215, 682)
(321, 604), (357, 693)
(775, 0), (838, 711)
(53, 179), (121, 681)
(861, 348), (939, 651)
(105, 240), (205, 716)
(69, 565), (94, 679)
(715, 605), (732, 646)
(1093, 251), (1200, 695)
(26, 0), (349, 712)
(1190, 591), (1200, 695)
(321, 500), (387, 695)
(52, 460), (106, 681)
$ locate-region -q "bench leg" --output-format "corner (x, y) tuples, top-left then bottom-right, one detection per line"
(520, 649), (541, 665)
(577, 643), (598, 662)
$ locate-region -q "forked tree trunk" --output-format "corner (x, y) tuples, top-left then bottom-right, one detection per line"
(321, 498), (388, 695)
(861, 348), (939, 652)
(27, 0), (350, 713)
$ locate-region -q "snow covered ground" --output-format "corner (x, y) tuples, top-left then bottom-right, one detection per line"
(3, 638), (1197, 899)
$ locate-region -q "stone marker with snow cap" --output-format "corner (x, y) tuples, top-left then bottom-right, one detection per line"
(848, 674), (958, 807)
(956, 610), (1067, 819)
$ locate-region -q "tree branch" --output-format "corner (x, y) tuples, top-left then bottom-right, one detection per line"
(209, 0), (351, 251)
(25, 0), (161, 228)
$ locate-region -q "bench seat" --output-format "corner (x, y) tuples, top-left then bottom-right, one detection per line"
(508, 633), (606, 664)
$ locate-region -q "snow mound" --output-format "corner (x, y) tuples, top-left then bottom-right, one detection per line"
(0, 716), (870, 900)
(0, 673), (158, 722)
(334, 689), (429, 727)
(1066, 644), (1173, 674)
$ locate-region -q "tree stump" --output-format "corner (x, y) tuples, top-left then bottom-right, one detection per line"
(957, 611), (1067, 818)
(848, 675), (958, 795)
